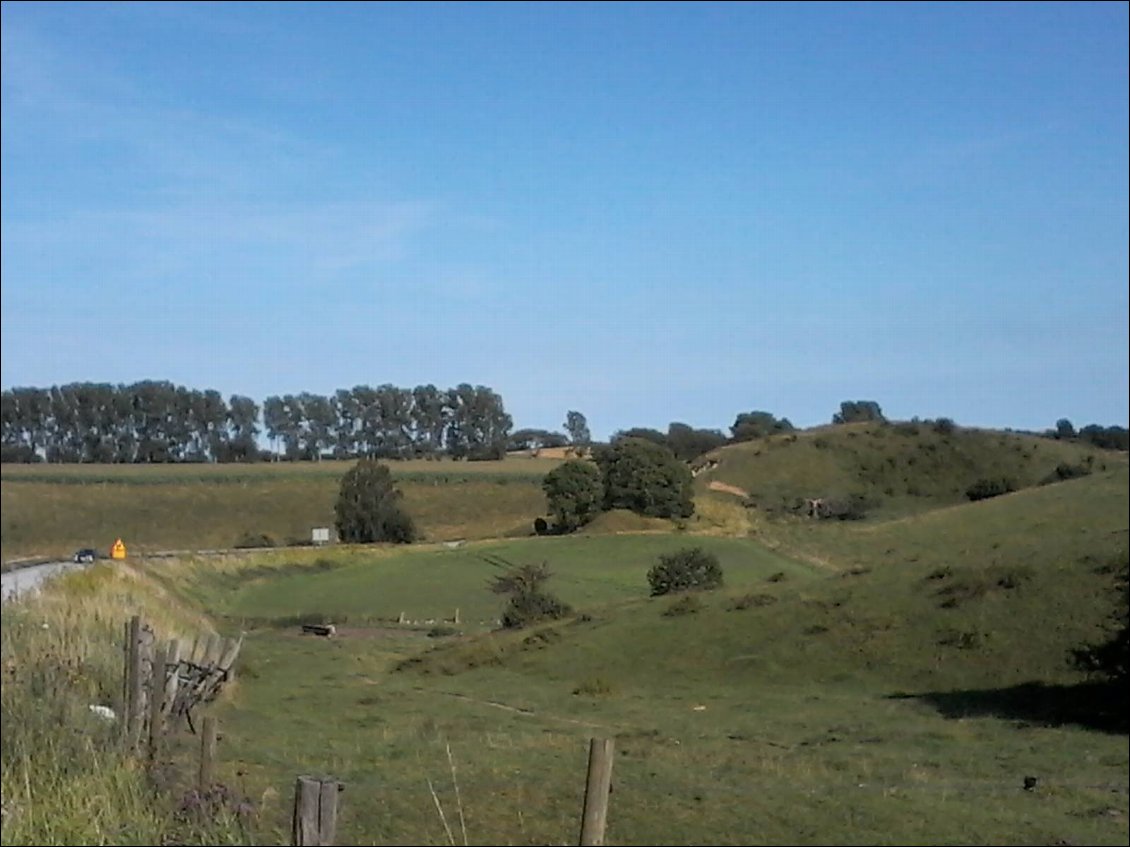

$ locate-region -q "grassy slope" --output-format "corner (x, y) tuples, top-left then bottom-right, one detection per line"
(0, 458), (562, 563)
(177, 534), (810, 631)
(163, 468), (1130, 846)
(697, 422), (1124, 518)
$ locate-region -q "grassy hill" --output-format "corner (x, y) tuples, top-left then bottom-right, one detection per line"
(3, 437), (1127, 845)
(130, 465), (1124, 846)
(696, 421), (1124, 519)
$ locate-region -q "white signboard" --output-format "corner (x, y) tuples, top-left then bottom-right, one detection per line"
(312, 527), (331, 545)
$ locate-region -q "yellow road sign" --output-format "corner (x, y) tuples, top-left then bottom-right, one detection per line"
(111, 538), (127, 560)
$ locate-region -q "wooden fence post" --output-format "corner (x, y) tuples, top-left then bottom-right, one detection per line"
(164, 638), (182, 708)
(578, 737), (615, 846)
(292, 775), (341, 846)
(147, 640), (170, 761)
(124, 615), (143, 750)
(198, 716), (218, 792)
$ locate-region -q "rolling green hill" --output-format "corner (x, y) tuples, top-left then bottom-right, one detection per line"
(148, 464), (1126, 845)
(696, 421), (1125, 519)
(4, 448), (1126, 845)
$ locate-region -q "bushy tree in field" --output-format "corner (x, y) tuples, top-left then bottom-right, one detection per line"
(542, 459), (603, 533)
(647, 547), (724, 596)
(334, 459), (416, 544)
(593, 437), (695, 519)
(487, 557), (572, 629)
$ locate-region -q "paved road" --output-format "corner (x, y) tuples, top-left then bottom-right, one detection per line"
(1, 560), (90, 603)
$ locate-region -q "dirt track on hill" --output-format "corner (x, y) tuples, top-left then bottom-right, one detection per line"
(707, 480), (749, 498)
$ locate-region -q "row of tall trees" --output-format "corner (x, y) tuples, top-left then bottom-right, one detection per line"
(1, 382), (513, 463)
(261, 383), (511, 461)
(1, 382), (261, 464)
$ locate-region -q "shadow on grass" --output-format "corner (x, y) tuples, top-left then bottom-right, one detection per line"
(889, 679), (1128, 734)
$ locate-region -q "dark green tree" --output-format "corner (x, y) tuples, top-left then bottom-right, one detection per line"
(334, 459), (416, 544)
(666, 422), (727, 460)
(594, 437), (695, 519)
(730, 411), (795, 442)
(647, 547), (724, 596)
(564, 411), (592, 450)
(509, 428), (569, 452)
(832, 401), (886, 425)
(609, 427), (668, 448)
(542, 459), (603, 532)
(1054, 418), (1076, 440)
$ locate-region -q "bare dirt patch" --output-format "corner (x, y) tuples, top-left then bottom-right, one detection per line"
(708, 480), (750, 498)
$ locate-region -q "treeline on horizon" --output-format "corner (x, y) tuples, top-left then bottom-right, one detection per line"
(1, 383), (1127, 465)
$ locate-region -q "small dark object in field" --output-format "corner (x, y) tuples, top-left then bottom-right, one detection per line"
(1023, 776), (1038, 791)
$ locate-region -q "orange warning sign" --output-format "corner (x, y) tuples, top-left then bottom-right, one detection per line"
(111, 538), (127, 560)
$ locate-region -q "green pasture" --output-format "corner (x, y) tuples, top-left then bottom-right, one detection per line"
(169, 534), (811, 632)
(2, 447), (1127, 845)
(192, 519), (1126, 845)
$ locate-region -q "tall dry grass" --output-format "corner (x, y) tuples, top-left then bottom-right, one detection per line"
(0, 563), (249, 846)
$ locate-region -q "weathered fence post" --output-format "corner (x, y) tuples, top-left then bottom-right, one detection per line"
(198, 715), (218, 792)
(292, 775), (341, 846)
(124, 615), (144, 750)
(147, 640), (170, 760)
(164, 638), (182, 708)
(578, 737), (615, 846)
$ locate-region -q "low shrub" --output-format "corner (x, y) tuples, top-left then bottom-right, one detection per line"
(647, 547), (724, 596)
(965, 477), (1016, 502)
(662, 595), (703, 617)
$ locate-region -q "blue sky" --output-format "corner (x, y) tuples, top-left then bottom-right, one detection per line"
(2, 1), (1127, 441)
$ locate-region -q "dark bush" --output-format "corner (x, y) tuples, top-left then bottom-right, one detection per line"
(647, 547), (724, 596)
(1039, 462), (1092, 485)
(533, 517), (549, 536)
(235, 532), (276, 549)
(965, 477), (1016, 502)
(488, 559), (573, 629)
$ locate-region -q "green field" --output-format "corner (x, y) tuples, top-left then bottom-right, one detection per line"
(2, 447), (1127, 845)
(131, 466), (1126, 845)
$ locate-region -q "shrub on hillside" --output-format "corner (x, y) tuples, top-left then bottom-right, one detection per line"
(334, 458), (417, 544)
(965, 477), (1017, 502)
(647, 547), (724, 596)
(931, 417), (957, 435)
(487, 558), (572, 629)
(1039, 462), (1093, 486)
